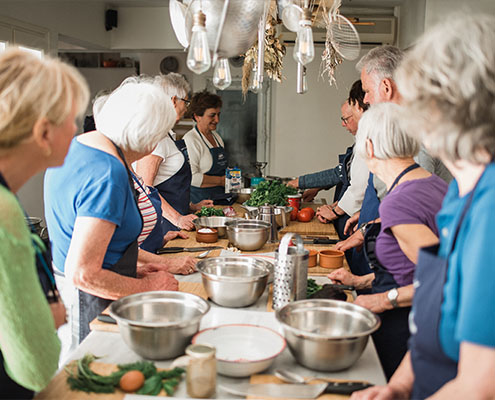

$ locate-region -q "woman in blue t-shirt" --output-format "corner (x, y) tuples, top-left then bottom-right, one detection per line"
(350, 14), (495, 400)
(44, 78), (190, 350)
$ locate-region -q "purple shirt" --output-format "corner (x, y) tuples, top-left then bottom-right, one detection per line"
(375, 174), (448, 286)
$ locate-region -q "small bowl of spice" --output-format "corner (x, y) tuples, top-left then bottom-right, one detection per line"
(196, 228), (218, 243)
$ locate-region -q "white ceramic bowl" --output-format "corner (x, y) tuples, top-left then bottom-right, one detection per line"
(192, 324), (286, 377)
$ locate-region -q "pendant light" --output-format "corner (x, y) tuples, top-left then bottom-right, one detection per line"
(213, 57), (232, 90)
(293, 7), (314, 66)
(186, 10), (211, 74)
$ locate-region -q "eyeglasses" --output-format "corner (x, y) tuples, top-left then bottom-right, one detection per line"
(341, 115), (352, 125)
(178, 97), (191, 106)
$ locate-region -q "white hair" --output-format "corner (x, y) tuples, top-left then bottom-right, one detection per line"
(355, 103), (420, 160)
(356, 45), (404, 85)
(396, 13), (495, 163)
(96, 79), (175, 153)
(154, 72), (190, 99)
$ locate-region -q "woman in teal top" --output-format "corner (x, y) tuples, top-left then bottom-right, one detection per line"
(0, 48), (89, 397)
(351, 13), (495, 400)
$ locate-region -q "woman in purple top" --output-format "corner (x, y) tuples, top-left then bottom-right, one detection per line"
(329, 102), (448, 379)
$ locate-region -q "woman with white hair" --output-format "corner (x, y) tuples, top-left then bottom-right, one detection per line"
(329, 102), (448, 379)
(136, 73), (213, 234)
(0, 48), (88, 397)
(44, 78), (180, 349)
(351, 13), (495, 400)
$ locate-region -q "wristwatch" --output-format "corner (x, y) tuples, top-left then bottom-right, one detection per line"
(359, 222), (368, 237)
(387, 288), (399, 308)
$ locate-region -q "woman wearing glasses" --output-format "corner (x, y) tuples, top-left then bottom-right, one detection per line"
(136, 73), (213, 234)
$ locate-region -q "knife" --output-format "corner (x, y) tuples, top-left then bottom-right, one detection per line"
(303, 238), (339, 244)
(220, 381), (374, 398)
(97, 314), (116, 324)
(156, 246), (223, 254)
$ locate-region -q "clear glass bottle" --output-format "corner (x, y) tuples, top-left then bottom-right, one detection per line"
(185, 344), (216, 398)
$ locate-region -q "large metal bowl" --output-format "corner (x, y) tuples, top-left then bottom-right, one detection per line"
(275, 299), (381, 371)
(193, 216), (239, 238)
(232, 187), (255, 204)
(197, 257), (271, 307)
(225, 219), (271, 251)
(109, 291), (210, 360)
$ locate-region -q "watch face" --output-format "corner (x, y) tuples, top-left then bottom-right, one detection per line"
(388, 288), (398, 300)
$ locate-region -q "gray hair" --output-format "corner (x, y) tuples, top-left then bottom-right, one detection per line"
(154, 72), (190, 99)
(395, 13), (495, 164)
(92, 89), (111, 122)
(356, 45), (404, 83)
(355, 102), (420, 160)
(96, 78), (175, 153)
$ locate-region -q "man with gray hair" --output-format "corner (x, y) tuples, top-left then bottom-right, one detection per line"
(136, 73), (213, 234)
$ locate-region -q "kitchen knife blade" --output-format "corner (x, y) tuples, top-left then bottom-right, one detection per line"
(97, 314), (116, 324)
(156, 246), (223, 254)
(220, 381), (373, 398)
(303, 238), (339, 244)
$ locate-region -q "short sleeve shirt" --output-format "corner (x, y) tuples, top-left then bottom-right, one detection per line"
(44, 139), (142, 272)
(375, 175), (448, 286)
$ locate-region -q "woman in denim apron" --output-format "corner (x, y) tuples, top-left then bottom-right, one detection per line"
(351, 13), (495, 400)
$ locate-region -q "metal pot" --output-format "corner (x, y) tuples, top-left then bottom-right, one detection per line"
(193, 216), (239, 238)
(276, 299), (381, 371)
(109, 291), (210, 360)
(225, 219), (271, 251)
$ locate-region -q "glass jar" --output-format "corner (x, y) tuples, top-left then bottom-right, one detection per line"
(185, 344), (216, 398)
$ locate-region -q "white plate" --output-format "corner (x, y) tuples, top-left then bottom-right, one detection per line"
(192, 324), (286, 377)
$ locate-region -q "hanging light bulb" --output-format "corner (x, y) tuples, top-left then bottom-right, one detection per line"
(186, 11), (211, 74)
(293, 8), (314, 66)
(249, 65), (260, 94)
(213, 57), (232, 90)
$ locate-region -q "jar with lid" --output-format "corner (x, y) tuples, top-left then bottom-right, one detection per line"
(185, 343), (216, 398)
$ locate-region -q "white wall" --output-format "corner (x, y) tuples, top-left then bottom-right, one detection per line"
(397, 0), (426, 49)
(425, 0), (495, 29)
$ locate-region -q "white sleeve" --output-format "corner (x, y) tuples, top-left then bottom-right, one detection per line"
(152, 137), (171, 161)
(338, 151), (369, 216)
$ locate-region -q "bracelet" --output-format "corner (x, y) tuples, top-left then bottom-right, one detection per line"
(331, 206), (344, 217)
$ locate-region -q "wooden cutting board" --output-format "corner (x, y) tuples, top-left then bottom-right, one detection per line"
(89, 282), (208, 333)
(248, 374), (350, 400)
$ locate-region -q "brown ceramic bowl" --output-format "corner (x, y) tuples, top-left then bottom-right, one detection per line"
(307, 249), (318, 268)
(318, 249), (344, 269)
(196, 228), (218, 243)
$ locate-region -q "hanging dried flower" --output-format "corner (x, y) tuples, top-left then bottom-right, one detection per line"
(319, 2), (343, 86)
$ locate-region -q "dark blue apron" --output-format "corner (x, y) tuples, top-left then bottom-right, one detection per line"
(349, 172), (381, 278)
(156, 133), (192, 233)
(189, 127), (228, 203)
(332, 145), (353, 241)
(133, 174), (164, 253)
(363, 163), (420, 380)
(409, 168), (483, 398)
(77, 142), (141, 343)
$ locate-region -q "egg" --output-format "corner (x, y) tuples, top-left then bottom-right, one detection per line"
(119, 370), (145, 392)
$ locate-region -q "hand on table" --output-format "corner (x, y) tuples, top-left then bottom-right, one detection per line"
(176, 214), (197, 231)
(316, 205), (335, 223)
(302, 188), (320, 202)
(327, 267), (356, 287)
(335, 229), (364, 252)
(163, 230), (189, 244)
(354, 293), (390, 314)
(138, 267), (179, 291)
(165, 256), (197, 275)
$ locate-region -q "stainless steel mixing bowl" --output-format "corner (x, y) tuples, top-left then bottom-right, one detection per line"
(232, 187), (255, 204)
(193, 216), (239, 238)
(225, 219), (271, 251)
(197, 257), (271, 307)
(275, 299), (381, 371)
(109, 291), (210, 360)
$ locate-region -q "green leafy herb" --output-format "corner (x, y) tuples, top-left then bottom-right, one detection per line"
(137, 375), (163, 396)
(307, 278), (322, 298)
(245, 180), (298, 207)
(196, 206), (225, 217)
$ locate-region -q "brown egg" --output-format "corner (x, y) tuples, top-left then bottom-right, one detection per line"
(119, 370), (145, 392)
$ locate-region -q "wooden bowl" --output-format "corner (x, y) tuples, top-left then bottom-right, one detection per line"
(318, 249), (344, 269)
(196, 228), (218, 243)
(307, 249), (318, 268)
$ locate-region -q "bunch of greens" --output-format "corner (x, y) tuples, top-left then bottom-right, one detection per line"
(245, 180), (298, 207)
(196, 206), (225, 217)
(307, 278), (322, 298)
(66, 353), (184, 395)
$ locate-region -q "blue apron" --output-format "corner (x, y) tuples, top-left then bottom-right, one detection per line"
(362, 163), (420, 380)
(409, 168), (483, 398)
(332, 145), (353, 241)
(133, 174), (165, 253)
(190, 127), (228, 203)
(156, 133), (192, 233)
(349, 172), (381, 277)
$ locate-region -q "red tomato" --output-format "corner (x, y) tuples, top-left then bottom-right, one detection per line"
(300, 207), (315, 219)
(290, 206), (299, 221)
(297, 208), (313, 222)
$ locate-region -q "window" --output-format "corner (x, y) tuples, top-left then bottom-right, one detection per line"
(19, 45), (43, 58)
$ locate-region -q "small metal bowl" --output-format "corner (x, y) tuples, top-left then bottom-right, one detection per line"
(197, 257), (271, 307)
(193, 216), (238, 238)
(232, 187), (255, 204)
(109, 291), (210, 360)
(276, 299), (381, 371)
(225, 219), (271, 251)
